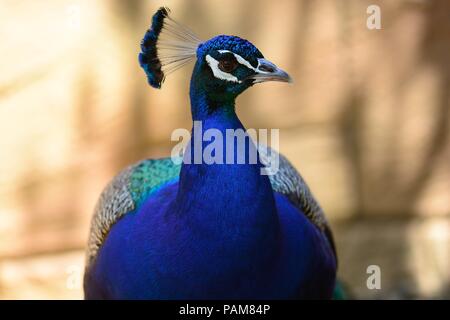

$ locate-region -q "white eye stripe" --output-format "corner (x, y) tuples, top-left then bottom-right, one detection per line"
(205, 55), (241, 83)
(205, 51), (272, 83)
(217, 50), (274, 75)
(217, 50), (259, 72)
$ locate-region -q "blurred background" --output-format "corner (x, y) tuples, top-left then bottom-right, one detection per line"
(0, 0), (448, 299)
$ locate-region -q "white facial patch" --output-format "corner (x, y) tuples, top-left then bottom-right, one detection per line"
(205, 55), (241, 83)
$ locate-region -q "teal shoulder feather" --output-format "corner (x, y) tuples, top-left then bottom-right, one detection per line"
(86, 158), (181, 265)
(128, 158), (181, 207)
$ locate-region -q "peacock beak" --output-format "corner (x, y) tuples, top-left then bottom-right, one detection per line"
(248, 58), (293, 84)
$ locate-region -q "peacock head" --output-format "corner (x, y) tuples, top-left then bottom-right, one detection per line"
(139, 7), (291, 102)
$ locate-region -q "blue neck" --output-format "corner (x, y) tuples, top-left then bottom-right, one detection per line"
(175, 68), (280, 251)
(188, 60), (239, 121)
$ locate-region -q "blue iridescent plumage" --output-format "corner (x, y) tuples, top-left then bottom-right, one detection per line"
(197, 35), (263, 62)
(84, 7), (337, 299)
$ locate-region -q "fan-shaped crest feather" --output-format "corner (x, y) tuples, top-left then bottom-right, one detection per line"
(139, 7), (202, 88)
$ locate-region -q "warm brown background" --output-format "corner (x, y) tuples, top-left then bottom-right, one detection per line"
(0, 0), (448, 299)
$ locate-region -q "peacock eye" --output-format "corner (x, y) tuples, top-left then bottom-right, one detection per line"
(218, 58), (238, 73)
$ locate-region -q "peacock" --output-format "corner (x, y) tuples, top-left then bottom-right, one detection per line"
(83, 7), (338, 299)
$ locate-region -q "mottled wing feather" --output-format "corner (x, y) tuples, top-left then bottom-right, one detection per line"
(260, 146), (336, 260)
(258, 146), (329, 231)
(86, 164), (136, 265)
